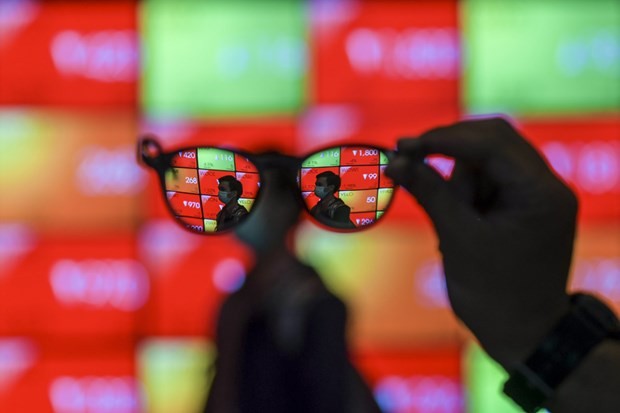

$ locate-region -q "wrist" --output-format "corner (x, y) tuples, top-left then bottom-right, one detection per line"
(546, 339), (620, 413)
(502, 293), (620, 412)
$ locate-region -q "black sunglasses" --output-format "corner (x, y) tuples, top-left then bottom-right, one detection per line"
(138, 136), (397, 234)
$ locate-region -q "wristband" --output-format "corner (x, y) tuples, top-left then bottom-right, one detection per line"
(503, 293), (620, 413)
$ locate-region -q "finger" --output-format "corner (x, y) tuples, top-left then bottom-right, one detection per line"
(449, 160), (501, 214)
(397, 118), (553, 188)
(398, 119), (499, 161)
(446, 160), (476, 205)
(387, 156), (479, 237)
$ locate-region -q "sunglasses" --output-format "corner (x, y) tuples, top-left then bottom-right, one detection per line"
(138, 136), (397, 234)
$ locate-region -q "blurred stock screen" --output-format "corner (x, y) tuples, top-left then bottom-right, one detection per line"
(0, 0), (618, 412)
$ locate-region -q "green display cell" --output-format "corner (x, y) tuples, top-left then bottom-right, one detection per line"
(197, 148), (236, 171)
(204, 219), (217, 232)
(377, 187), (394, 211)
(463, 0), (620, 116)
(380, 151), (390, 165)
(302, 148), (341, 167)
(138, 339), (214, 413)
(465, 343), (551, 413)
(141, 0), (308, 119)
(238, 198), (255, 211)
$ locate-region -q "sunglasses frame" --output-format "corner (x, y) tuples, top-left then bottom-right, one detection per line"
(137, 136), (397, 235)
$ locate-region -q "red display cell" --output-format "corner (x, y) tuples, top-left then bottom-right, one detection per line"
(350, 212), (378, 227)
(0, 1), (137, 106)
(236, 172), (260, 198)
(0, 236), (147, 337)
(0, 342), (139, 413)
(235, 154), (259, 173)
(519, 118), (620, 221)
(178, 216), (205, 233)
(201, 195), (223, 220)
(340, 146), (381, 165)
(165, 168), (199, 194)
(299, 167), (340, 192)
(143, 120), (297, 154)
(338, 189), (378, 213)
(340, 165), (380, 190)
(296, 103), (460, 156)
(171, 149), (198, 168)
(354, 348), (463, 413)
(166, 192), (202, 219)
(312, 0), (459, 107)
(198, 169), (233, 196)
(137, 222), (253, 336)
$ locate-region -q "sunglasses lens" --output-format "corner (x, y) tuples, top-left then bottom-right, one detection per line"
(163, 148), (260, 234)
(299, 145), (395, 230)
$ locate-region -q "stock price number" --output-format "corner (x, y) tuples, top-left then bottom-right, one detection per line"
(178, 151), (196, 159)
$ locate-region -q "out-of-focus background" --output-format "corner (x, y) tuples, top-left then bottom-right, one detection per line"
(0, 0), (618, 412)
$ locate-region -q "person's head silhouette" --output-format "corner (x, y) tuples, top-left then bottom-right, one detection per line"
(218, 175), (243, 205)
(314, 170), (340, 200)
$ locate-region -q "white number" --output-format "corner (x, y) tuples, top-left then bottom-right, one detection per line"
(185, 177), (198, 184)
(320, 151), (339, 158)
(182, 200), (201, 209)
(179, 151), (196, 159)
(215, 154), (233, 161)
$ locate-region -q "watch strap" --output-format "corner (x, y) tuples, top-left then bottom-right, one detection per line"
(503, 293), (620, 412)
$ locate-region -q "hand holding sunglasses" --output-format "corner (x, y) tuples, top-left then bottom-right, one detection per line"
(138, 137), (397, 234)
(386, 118), (620, 413)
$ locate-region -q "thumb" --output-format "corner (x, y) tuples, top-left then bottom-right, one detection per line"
(386, 156), (478, 237)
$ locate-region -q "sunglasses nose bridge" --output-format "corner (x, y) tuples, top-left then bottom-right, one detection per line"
(254, 152), (298, 166)
(250, 153), (304, 206)
(252, 152), (301, 178)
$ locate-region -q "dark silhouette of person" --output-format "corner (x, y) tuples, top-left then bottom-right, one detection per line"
(215, 175), (249, 232)
(310, 171), (355, 229)
(204, 160), (381, 413)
